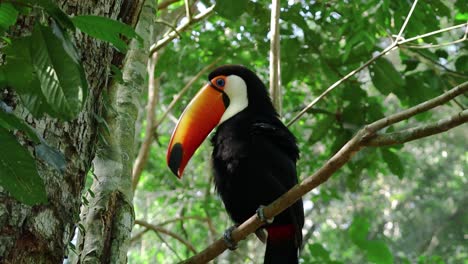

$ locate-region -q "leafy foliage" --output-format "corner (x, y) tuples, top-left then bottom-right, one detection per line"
(72, 15), (142, 52)
(130, 0), (467, 263)
(0, 126), (47, 205)
(0, 2), (139, 205)
(1, 0), (466, 262)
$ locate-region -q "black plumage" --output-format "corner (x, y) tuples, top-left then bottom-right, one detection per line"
(209, 65), (304, 264)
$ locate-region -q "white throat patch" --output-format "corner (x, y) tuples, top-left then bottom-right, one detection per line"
(219, 75), (248, 124)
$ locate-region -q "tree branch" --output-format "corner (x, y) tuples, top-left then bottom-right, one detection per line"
(364, 81), (467, 133)
(179, 81), (468, 264)
(365, 109), (468, 146)
(269, 0), (282, 113)
(394, 0), (419, 43)
(286, 20), (467, 127)
(135, 220), (198, 254)
(149, 5), (215, 56)
(402, 20), (468, 49)
(399, 22), (468, 46)
(157, 0), (180, 11)
(132, 52), (160, 191)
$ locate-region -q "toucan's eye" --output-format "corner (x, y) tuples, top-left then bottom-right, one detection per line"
(216, 78), (225, 87)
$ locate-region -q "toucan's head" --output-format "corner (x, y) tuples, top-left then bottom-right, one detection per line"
(166, 64), (276, 178)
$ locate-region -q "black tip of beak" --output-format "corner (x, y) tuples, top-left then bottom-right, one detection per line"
(168, 143), (183, 177)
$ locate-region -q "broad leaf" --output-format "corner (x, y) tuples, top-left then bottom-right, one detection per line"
(0, 126), (47, 205)
(72, 15), (141, 52)
(0, 3), (18, 33)
(381, 148), (405, 179)
(0, 110), (40, 143)
(369, 58), (405, 97)
(309, 115), (334, 144)
(363, 240), (393, 264)
(30, 23), (88, 120)
(349, 216), (394, 264)
(404, 71), (442, 107)
(18, 0), (75, 31)
(455, 55), (467, 73)
(215, 0), (248, 20)
(308, 243), (331, 261)
(2, 37), (54, 117)
(349, 216), (369, 247)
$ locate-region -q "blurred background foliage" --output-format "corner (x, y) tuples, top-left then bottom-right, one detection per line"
(128, 0), (467, 263)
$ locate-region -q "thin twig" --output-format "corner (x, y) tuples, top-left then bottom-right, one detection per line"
(132, 52), (160, 190)
(179, 81), (468, 264)
(130, 228), (150, 244)
(394, 0), (419, 43)
(155, 20), (183, 39)
(406, 49), (467, 78)
(135, 220), (198, 254)
(398, 22), (468, 45)
(184, 0), (192, 22)
(157, 216), (210, 226)
(285, 44), (395, 127)
(365, 110), (468, 146)
(149, 5), (215, 56)
(402, 23), (467, 49)
(365, 81), (468, 132)
(157, 0), (180, 10)
(403, 38), (467, 49)
(287, 20), (467, 127)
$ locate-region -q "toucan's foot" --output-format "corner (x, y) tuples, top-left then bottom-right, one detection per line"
(223, 225), (238, 250)
(256, 205), (274, 224)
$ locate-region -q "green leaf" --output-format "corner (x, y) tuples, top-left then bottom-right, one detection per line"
(404, 71), (442, 107)
(2, 37), (54, 117)
(455, 0), (467, 13)
(0, 3), (18, 32)
(72, 15), (141, 52)
(455, 12), (468, 21)
(381, 148), (404, 179)
(309, 115), (334, 144)
(19, 0), (75, 31)
(308, 243), (331, 261)
(215, 0), (248, 20)
(369, 58), (405, 96)
(349, 216), (369, 247)
(349, 216), (394, 264)
(402, 58), (419, 72)
(0, 110), (40, 143)
(455, 55), (468, 73)
(362, 240), (393, 264)
(30, 23), (88, 120)
(0, 126), (47, 205)
(110, 64), (125, 84)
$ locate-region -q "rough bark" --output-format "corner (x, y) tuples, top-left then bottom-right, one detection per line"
(0, 1), (142, 263)
(72, 1), (154, 263)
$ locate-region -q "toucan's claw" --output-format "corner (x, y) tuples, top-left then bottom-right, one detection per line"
(223, 225), (238, 250)
(256, 205), (274, 224)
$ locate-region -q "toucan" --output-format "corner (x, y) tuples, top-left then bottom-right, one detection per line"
(167, 65), (304, 264)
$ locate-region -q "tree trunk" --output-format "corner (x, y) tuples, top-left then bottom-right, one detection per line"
(72, 0), (154, 263)
(0, 1), (142, 263)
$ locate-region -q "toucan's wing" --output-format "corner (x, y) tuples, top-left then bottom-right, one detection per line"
(250, 120), (304, 245)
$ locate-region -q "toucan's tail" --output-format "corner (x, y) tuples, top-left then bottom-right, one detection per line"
(264, 224), (300, 264)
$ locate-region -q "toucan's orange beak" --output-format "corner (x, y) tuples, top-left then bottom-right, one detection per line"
(167, 83), (228, 178)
